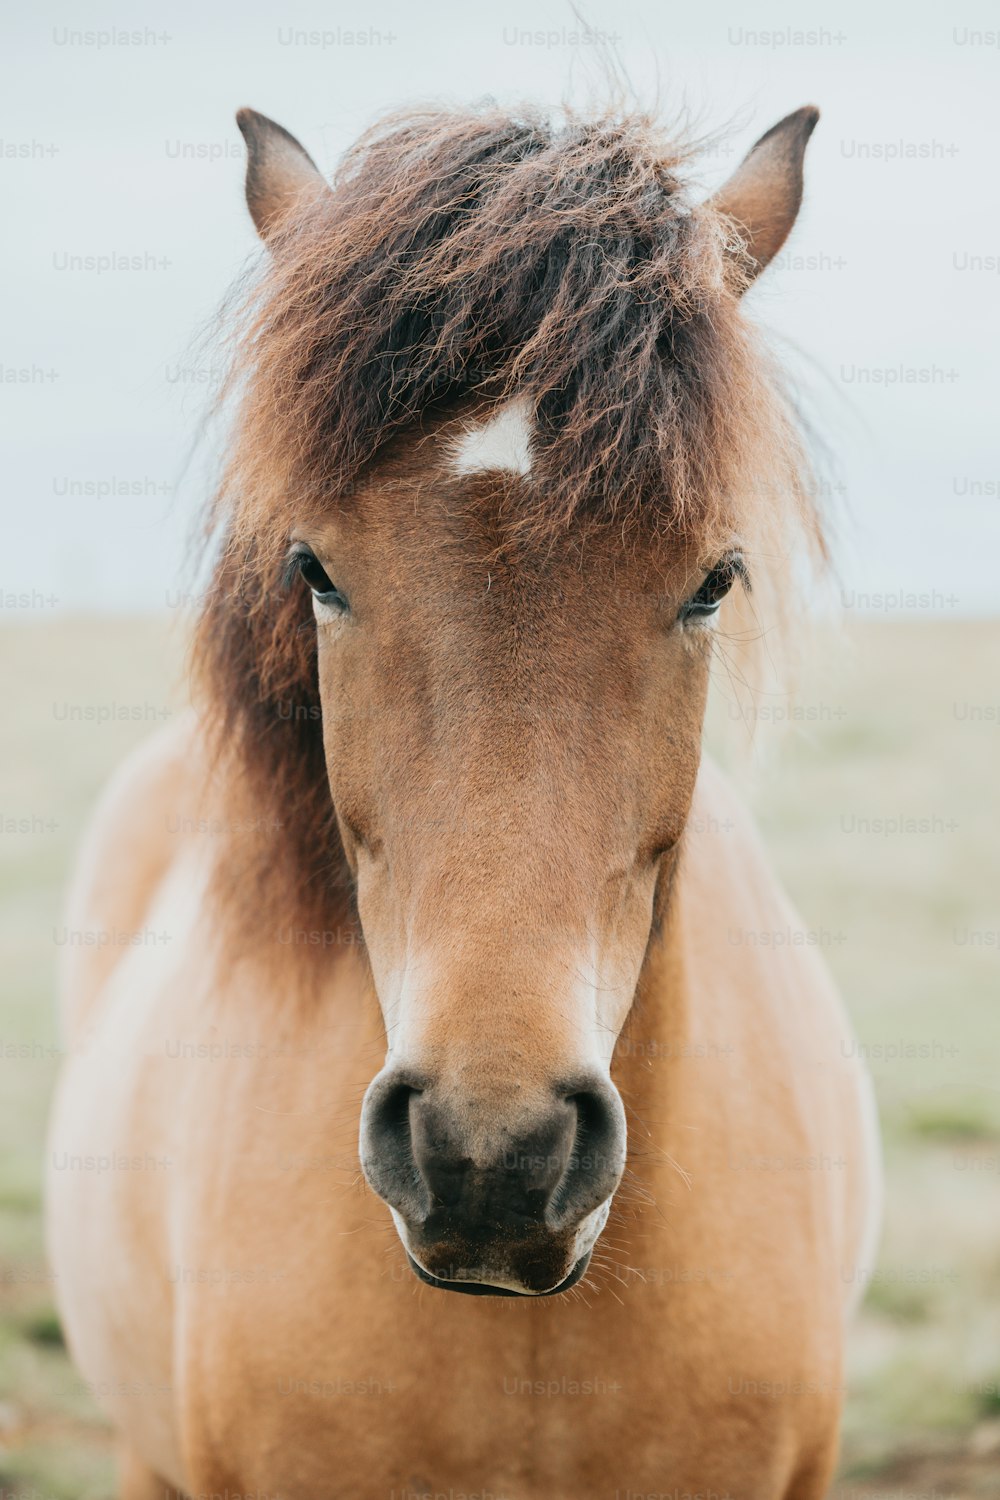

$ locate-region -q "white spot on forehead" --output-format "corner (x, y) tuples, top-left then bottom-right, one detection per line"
(450, 397), (533, 478)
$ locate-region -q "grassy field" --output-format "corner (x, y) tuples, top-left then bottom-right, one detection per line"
(2, 615), (999, 1498)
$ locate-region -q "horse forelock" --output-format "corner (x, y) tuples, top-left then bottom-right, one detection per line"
(193, 101), (827, 969)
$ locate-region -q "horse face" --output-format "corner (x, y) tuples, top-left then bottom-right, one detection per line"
(236, 99), (817, 1295)
(234, 101), (815, 1296)
(291, 413), (738, 1295)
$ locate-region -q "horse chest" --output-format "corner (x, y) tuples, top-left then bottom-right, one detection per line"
(177, 1178), (838, 1500)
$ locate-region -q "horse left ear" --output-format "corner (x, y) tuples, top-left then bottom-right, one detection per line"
(707, 106), (819, 284)
(236, 108), (331, 240)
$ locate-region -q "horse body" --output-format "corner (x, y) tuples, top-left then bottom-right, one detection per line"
(47, 99), (879, 1499)
(47, 723), (874, 1499)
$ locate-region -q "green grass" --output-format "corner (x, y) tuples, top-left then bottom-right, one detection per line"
(2, 615), (999, 1499)
(0, 616), (187, 1500)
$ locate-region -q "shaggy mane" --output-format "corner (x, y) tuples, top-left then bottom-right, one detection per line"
(193, 101), (825, 967)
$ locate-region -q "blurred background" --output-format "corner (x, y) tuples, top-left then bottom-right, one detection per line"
(2, 2), (999, 1496)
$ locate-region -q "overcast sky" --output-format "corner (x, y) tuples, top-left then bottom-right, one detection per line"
(4, 0), (999, 615)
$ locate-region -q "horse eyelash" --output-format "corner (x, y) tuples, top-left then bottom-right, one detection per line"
(282, 546), (309, 591)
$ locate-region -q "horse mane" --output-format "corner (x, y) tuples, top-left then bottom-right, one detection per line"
(193, 100), (826, 969)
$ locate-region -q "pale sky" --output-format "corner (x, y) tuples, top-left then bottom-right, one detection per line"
(4, 0), (999, 614)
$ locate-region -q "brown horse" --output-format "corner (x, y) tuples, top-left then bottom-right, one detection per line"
(46, 99), (880, 1500)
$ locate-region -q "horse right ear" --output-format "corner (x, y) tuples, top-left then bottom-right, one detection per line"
(236, 108), (331, 240)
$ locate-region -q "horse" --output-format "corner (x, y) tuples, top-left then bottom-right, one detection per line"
(46, 97), (881, 1500)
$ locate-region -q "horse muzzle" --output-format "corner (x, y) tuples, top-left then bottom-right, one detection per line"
(359, 1067), (626, 1295)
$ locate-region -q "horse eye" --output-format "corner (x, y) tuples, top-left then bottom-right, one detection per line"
(678, 553), (748, 623)
(286, 546), (349, 611)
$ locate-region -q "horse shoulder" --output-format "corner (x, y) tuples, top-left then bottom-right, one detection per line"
(683, 754), (882, 1313)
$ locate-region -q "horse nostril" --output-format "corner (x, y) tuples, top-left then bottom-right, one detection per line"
(359, 1071), (429, 1220)
(548, 1080), (627, 1229)
(570, 1087), (616, 1148)
(369, 1078), (420, 1149)
(386, 1081), (419, 1133)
